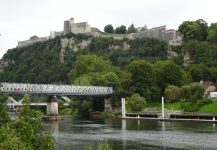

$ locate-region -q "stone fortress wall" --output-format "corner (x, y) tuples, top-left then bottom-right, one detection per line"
(17, 17), (182, 48)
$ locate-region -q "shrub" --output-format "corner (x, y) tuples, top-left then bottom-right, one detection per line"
(189, 96), (197, 103)
(180, 99), (186, 108)
(0, 125), (30, 150)
(113, 110), (122, 116)
(189, 104), (200, 112)
(100, 111), (112, 118)
(10, 120), (35, 147)
(172, 98), (179, 103)
(196, 100), (203, 106)
(126, 94), (146, 111)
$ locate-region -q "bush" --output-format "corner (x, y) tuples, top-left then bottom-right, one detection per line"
(113, 110), (122, 116)
(10, 120), (35, 147)
(196, 100), (203, 106)
(189, 104), (200, 112)
(126, 93), (146, 111)
(202, 98), (214, 104)
(189, 96), (197, 103)
(180, 99), (186, 108)
(100, 111), (112, 118)
(172, 98), (179, 103)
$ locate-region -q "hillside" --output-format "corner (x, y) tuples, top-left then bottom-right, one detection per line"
(0, 33), (167, 84)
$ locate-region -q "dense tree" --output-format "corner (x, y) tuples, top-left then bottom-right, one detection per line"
(104, 24), (114, 33)
(127, 24), (136, 34)
(196, 19), (208, 41)
(115, 25), (127, 34)
(126, 93), (146, 111)
(116, 72), (135, 98)
(178, 21), (202, 41)
(207, 23), (217, 44)
(30, 35), (38, 39)
(126, 60), (157, 101)
(68, 54), (112, 83)
(165, 85), (179, 102)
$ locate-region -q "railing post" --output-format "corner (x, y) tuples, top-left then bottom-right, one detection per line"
(162, 97), (164, 119)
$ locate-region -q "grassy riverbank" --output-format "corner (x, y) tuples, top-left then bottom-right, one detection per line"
(143, 101), (217, 112)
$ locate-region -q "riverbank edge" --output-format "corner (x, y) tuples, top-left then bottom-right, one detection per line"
(121, 117), (217, 123)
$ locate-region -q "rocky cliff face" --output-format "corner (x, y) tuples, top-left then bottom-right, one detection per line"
(109, 42), (130, 50)
(0, 59), (14, 69)
(60, 37), (92, 62)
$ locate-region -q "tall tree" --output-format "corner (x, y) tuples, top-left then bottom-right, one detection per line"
(30, 35), (38, 39)
(196, 19), (208, 41)
(104, 24), (114, 33)
(127, 24), (136, 34)
(68, 54), (112, 83)
(178, 21), (202, 41)
(126, 60), (157, 100)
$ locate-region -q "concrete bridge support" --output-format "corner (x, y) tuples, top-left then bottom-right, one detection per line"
(47, 96), (58, 116)
(43, 96), (63, 121)
(105, 96), (112, 111)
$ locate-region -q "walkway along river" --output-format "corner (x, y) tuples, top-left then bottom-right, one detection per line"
(39, 115), (217, 150)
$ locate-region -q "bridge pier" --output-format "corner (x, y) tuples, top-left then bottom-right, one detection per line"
(105, 96), (112, 111)
(43, 96), (63, 121)
(47, 96), (58, 116)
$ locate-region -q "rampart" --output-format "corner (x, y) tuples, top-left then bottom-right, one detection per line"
(17, 22), (182, 48)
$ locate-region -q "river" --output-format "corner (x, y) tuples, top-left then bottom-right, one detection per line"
(38, 115), (217, 150)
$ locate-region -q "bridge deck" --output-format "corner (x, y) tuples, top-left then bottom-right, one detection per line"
(7, 102), (69, 106)
(1, 82), (113, 96)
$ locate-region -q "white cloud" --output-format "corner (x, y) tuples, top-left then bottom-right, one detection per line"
(1, 0), (217, 58)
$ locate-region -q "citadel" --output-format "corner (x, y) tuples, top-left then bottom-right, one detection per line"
(17, 17), (182, 47)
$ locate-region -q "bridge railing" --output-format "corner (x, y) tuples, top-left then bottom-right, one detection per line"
(1, 83), (113, 96)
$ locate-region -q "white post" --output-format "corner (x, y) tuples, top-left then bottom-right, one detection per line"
(213, 117), (215, 121)
(162, 97), (164, 119)
(122, 98), (124, 117)
(123, 98), (126, 117)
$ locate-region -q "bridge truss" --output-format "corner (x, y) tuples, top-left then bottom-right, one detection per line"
(1, 83), (113, 96)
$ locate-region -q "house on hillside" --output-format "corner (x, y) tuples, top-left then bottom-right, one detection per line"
(195, 79), (216, 98)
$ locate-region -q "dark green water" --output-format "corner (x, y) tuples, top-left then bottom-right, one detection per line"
(42, 115), (217, 150)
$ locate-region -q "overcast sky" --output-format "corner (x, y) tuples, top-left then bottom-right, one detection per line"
(1, 0), (217, 58)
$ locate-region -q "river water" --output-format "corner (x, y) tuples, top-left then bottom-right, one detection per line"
(40, 115), (217, 150)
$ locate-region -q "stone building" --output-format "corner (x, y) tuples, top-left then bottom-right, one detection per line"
(195, 79), (216, 97)
(16, 17), (182, 48)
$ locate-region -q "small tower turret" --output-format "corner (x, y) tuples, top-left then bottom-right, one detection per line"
(69, 17), (74, 24)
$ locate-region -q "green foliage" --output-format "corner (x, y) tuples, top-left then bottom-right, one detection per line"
(116, 72), (135, 98)
(104, 24), (114, 33)
(0, 125), (30, 150)
(0, 85), (10, 126)
(165, 85), (179, 102)
(30, 35), (38, 39)
(178, 21), (202, 41)
(68, 54), (112, 83)
(59, 108), (72, 115)
(69, 97), (93, 116)
(126, 93), (146, 111)
(18, 94), (44, 134)
(89, 139), (112, 150)
(127, 24), (136, 34)
(34, 131), (57, 150)
(115, 25), (127, 34)
(189, 83), (205, 100)
(207, 23), (217, 44)
(10, 120), (35, 147)
(127, 60), (157, 97)
(189, 96), (197, 103)
(196, 19), (208, 41)
(100, 111), (113, 118)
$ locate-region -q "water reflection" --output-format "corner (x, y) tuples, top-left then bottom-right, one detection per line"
(9, 114), (217, 150)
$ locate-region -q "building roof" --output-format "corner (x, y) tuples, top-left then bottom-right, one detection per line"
(194, 80), (215, 89)
(69, 17), (74, 20)
(91, 27), (101, 32)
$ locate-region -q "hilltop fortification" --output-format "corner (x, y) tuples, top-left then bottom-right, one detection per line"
(17, 17), (182, 48)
